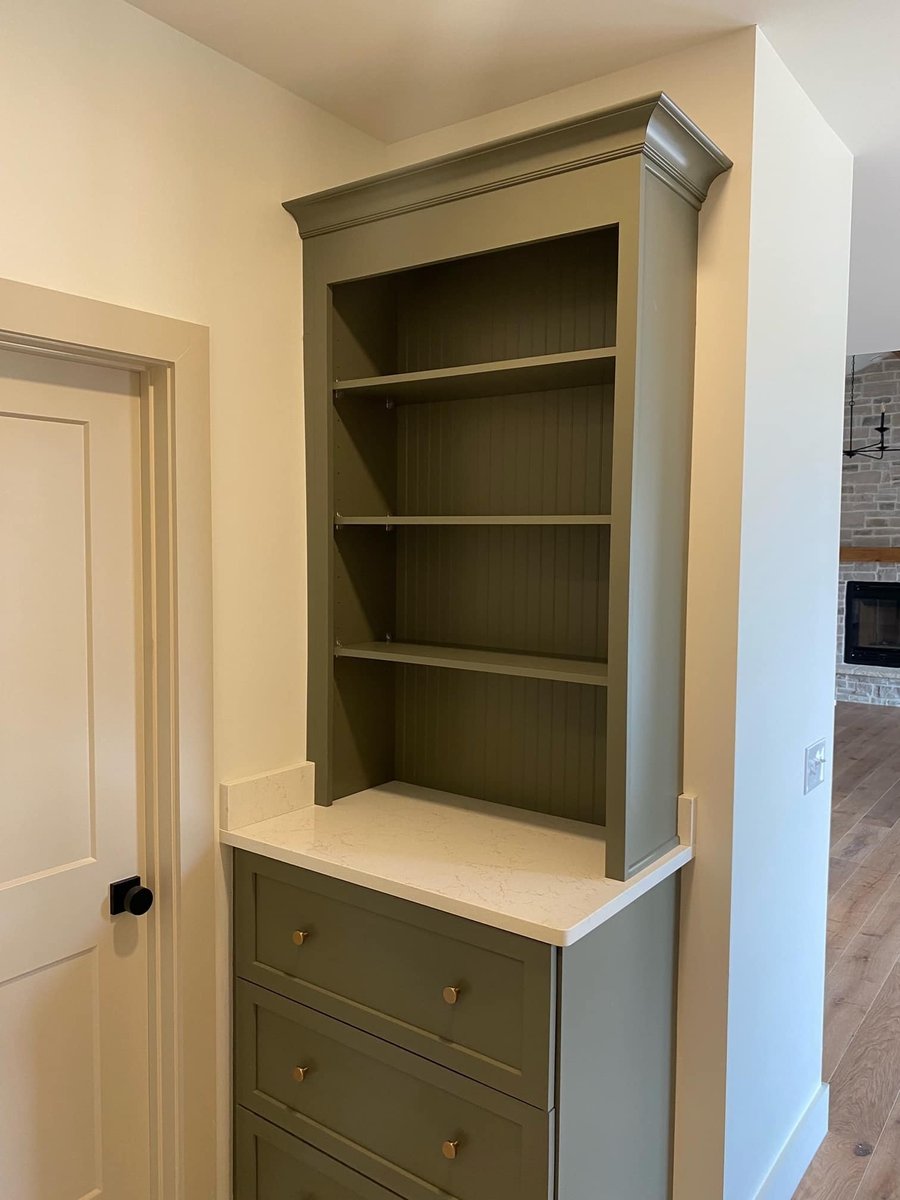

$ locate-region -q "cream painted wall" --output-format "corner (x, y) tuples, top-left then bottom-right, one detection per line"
(0, 0), (384, 791)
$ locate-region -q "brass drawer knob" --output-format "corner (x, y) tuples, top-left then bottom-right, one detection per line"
(292, 1065), (310, 1083)
(442, 985), (461, 1006)
(292, 930), (310, 946)
(441, 1140), (460, 1160)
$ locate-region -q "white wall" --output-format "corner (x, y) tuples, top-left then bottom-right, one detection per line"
(387, 28), (852, 1200)
(727, 36), (852, 1199)
(0, 0), (384, 791)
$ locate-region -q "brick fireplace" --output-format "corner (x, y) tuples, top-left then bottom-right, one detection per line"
(837, 353), (900, 705)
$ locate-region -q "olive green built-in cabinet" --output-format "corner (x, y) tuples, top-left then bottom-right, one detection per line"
(234, 850), (678, 1200)
(285, 93), (728, 882)
(233, 93), (729, 1200)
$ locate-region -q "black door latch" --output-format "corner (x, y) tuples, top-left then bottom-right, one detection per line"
(109, 875), (154, 916)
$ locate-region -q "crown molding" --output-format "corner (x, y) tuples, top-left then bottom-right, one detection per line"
(285, 93), (731, 239)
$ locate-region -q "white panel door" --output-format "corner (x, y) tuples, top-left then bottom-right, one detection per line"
(0, 347), (151, 1200)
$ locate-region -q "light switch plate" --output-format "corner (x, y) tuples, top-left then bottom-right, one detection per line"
(804, 739), (827, 794)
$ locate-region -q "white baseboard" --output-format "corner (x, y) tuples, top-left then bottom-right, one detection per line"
(752, 1084), (829, 1200)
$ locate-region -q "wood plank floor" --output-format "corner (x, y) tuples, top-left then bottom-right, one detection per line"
(794, 701), (900, 1200)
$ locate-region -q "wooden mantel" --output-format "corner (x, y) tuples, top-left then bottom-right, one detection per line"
(840, 546), (900, 563)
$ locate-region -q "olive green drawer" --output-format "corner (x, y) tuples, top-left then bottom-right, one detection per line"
(234, 850), (555, 1107)
(235, 1107), (404, 1200)
(236, 980), (554, 1200)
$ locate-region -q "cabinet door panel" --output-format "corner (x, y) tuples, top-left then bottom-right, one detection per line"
(236, 981), (553, 1200)
(236, 1107), (404, 1200)
(236, 851), (555, 1107)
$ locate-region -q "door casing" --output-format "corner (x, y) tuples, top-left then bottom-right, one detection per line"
(0, 278), (214, 1200)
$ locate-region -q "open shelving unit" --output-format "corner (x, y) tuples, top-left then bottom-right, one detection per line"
(292, 97), (730, 879)
(325, 229), (616, 832)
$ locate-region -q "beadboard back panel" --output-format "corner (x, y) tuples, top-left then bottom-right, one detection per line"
(328, 228), (614, 827)
(332, 227), (618, 379)
(395, 525), (609, 661)
(396, 383), (614, 517)
(395, 665), (608, 825)
(335, 380), (614, 519)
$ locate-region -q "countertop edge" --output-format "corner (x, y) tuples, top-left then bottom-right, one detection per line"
(220, 827), (693, 947)
(560, 843), (693, 944)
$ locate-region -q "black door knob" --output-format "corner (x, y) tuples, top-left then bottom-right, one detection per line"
(110, 875), (154, 916)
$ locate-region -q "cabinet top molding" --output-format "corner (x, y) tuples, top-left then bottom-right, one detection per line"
(285, 92), (731, 238)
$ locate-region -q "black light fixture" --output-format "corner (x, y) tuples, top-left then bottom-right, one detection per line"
(844, 353), (900, 459)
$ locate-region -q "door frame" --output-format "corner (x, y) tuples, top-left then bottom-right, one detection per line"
(0, 277), (215, 1199)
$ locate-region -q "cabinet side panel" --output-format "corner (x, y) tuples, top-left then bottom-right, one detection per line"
(303, 251), (335, 804)
(557, 876), (677, 1200)
(333, 658), (395, 799)
(233, 1110), (257, 1199)
(611, 173), (698, 878)
(332, 275), (399, 378)
(334, 396), (397, 516)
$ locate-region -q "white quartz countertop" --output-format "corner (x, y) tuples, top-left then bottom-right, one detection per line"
(221, 781), (693, 946)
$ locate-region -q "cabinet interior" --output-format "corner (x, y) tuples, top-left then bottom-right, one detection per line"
(328, 226), (619, 825)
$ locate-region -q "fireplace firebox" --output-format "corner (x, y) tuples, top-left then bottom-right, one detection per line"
(845, 581), (900, 668)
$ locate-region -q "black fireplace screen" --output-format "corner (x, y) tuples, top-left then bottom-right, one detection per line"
(845, 581), (900, 667)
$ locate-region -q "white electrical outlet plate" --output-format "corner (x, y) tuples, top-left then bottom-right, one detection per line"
(804, 739), (827, 794)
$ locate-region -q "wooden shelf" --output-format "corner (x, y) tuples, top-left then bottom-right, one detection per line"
(333, 347), (616, 404)
(334, 514), (612, 527)
(334, 641), (609, 686)
(840, 546), (900, 563)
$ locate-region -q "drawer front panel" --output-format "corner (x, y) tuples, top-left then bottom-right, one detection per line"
(235, 851), (555, 1106)
(236, 1107), (403, 1200)
(237, 981), (553, 1200)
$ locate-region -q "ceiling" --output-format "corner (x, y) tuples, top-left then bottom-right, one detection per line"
(123, 0), (900, 349)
